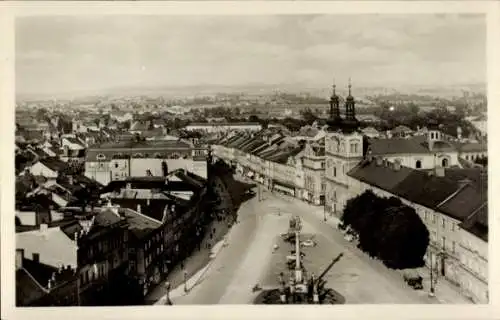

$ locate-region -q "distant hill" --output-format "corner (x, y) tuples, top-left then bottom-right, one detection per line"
(16, 82), (486, 102)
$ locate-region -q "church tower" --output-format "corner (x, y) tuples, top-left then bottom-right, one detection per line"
(326, 81), (342, 130)
(342, 78), (360, 133)
(324, 79), (364, 217)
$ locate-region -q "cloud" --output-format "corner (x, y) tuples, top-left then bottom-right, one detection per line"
(15, 14), (486, 95)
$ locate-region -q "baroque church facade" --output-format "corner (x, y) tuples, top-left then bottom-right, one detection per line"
(324, 81), (364, 217)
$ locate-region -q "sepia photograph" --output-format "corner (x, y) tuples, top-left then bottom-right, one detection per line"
(1, 1), (498, 319)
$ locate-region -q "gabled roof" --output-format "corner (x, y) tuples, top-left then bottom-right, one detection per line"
(348, 161), (488, 237)
(119, 208), (162, 240)
(241, 138), (266, 153)
(38, 157), (67, 173)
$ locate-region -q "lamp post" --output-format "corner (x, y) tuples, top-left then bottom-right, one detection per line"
(183, 270), (188, 293)
(323, 202), (327, 222)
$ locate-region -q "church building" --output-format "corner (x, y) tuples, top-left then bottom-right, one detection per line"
(324, 80), (364, 217)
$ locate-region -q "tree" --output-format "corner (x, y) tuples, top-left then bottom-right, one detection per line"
(248, 115), (260, 123)
(300, 108), (318, 125)
(341, 190), (429, 269)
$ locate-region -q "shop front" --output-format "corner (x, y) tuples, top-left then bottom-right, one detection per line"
(272, 180), (296, 197)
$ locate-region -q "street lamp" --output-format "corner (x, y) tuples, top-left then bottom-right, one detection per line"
(323, 202), (327, 222)
(183, 270), (188, 293)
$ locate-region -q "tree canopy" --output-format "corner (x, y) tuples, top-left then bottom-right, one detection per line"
(341, 190), (429, 269)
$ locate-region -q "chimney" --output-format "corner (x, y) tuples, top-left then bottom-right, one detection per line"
(435, 166), (445, 177)
(16, 249), (24, 270)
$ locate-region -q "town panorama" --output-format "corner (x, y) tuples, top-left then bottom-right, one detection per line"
(14, 14), (487, 306)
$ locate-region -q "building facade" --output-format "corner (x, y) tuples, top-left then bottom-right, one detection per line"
(85, 140), (208, 186)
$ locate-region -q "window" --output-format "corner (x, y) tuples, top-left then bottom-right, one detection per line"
(451, 223), (455, 232)
(333, 167), (337, 177)
(415, 160), (422, 169)
(442, 236), (446, 250)
(321, 162), (325, 169)
(442, 217), (446, 228)
(349, 143), (358, 154)
(424, 211), (428, 221)
(452, 241), (456, 254)
(32, 253), (40, 262)
(432, 213), (436, 224)
(442, 158), (449, 168)
(114, 163), (119, 168)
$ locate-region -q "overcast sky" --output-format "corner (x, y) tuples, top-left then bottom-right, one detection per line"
(16, 14), (486, 95)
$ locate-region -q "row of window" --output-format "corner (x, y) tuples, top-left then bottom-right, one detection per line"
(97, 153), (190, 160)
(423, 211), (456, 232)
(80, 263), (108, 285)
(464, 154), (486, 161)
(145, 231), (164, 251)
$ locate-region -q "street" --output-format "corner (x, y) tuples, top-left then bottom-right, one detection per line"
(157, 181), (469, 305)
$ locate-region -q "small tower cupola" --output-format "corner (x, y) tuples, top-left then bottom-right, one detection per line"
(427, 129), (442, 151)
(327, 79), (342, 131)
(342, 78), (359, 133)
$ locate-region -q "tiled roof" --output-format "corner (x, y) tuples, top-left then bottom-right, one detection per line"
(86, 140), (193, 161)
(101, 171), (202, 194)
(459, 204), (488, 241)
(395, 171), (459, 210)
(226, 134), (248, 148)
(348, 160), (413, 191)
(348, 161), (488, 237)
(455, 142), (487, 153)
(241, 138), (266, 153)
(437, 184), (486, 222)
(16, 268), (48, 306)
(368, 136), (456, 155)
(95, 208), (124, 227)
(39, 157), (68, 173)
(187, 122), (261, 127)
(119, 208), (161, 240)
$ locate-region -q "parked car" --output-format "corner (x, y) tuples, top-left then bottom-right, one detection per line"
(300, 239), (317, 247)
(403, 271), (424, 290)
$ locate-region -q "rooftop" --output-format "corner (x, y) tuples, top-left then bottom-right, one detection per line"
(348, 160), (487, 241)
(367, 135), (456, 155)
(118, 207), (162, 239)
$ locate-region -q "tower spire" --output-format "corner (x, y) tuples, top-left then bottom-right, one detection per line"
(343, 77), (359, 133)
(327, 79), (342, 131)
